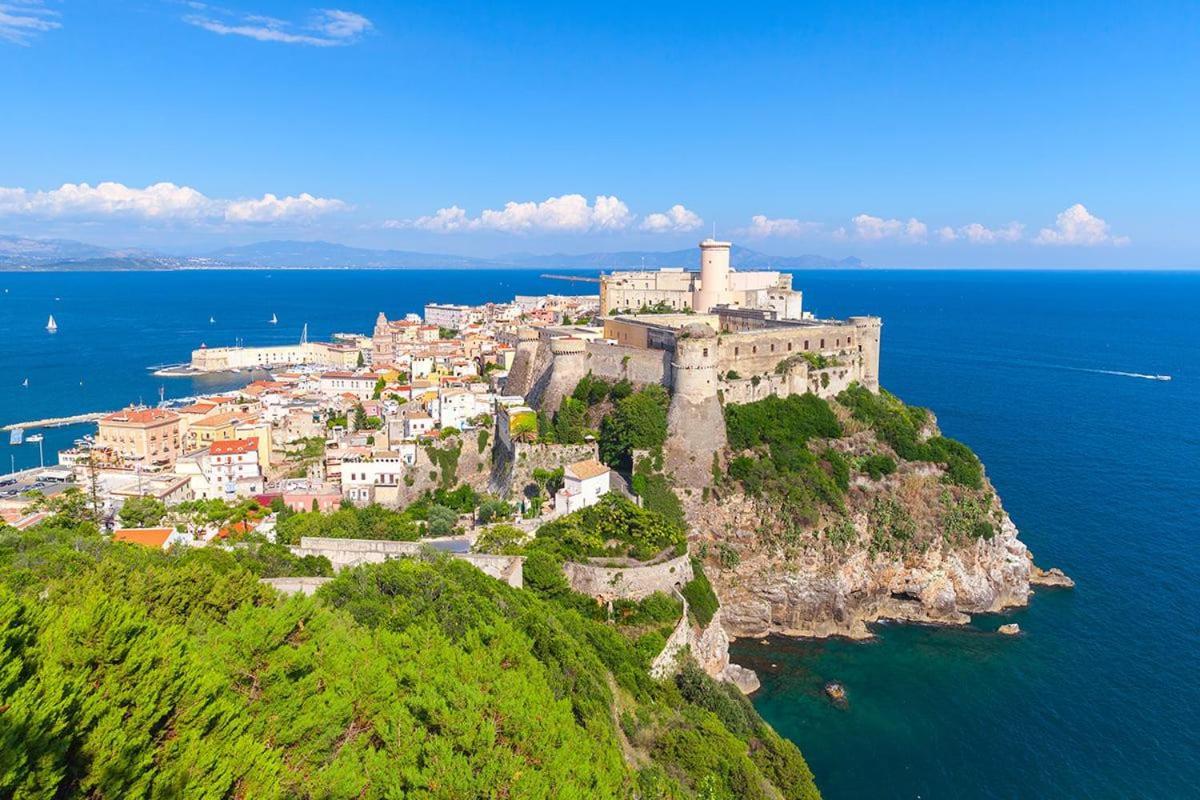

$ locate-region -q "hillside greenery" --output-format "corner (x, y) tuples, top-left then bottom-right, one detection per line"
(0, 517), (819, 800)
(837, 384), (983, 488)
(530, 494), (686, 563)
(599, 385), (670, 470)
(722, 394), (847, 528)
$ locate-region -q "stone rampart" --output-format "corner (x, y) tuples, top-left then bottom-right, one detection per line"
(507, 442), (597, 501)
(291, 536), (523, 587)
(563, 553), (693, 601)
(583, 341), (673, 388)
(260, 576), (332, 596)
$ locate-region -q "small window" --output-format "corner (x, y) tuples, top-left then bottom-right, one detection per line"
(787, 342), (792, 352)
(734, 346), (739, 356)
(770, 343), (775, 352)
(804, 340), (809, 349)
(702, 348), (708, 357)
(752, 345), (757, 354)
(820, 338), (825, 348)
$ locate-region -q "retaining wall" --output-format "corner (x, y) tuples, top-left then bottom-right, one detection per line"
(563, 553), (693, 601)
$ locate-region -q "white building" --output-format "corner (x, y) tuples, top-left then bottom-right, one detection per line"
(341, 453), (406, 504)
(178, 438), (264, 500)
(424, 303), (475, 331)
(554, 459), (612, 514)
(318, 372), (381, 400)
(403, 411), (435, 439)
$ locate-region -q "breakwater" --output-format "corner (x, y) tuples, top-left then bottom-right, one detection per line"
(2, 411), (107, 432)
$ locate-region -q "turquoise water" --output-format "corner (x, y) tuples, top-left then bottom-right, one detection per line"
(2, 269), (1198, 798)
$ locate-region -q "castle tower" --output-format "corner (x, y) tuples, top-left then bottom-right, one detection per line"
(694, 239), (732, 313)
(665, 322), (726, 486)
(540, 337), (588, 412)
(848, 316), (883, 392)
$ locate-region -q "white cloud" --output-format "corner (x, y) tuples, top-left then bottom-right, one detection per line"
(0, 181), (347, 224)
(184, 7), (372, 47)
(852, 213), (927, 242)
(394, 205), (472, 233)
(1035, 204), (1129, 246)
(393, 194), (635, 234)
(939, 221), (1025, 244)
(225, 192), (347, 222)
(640, 204), (703, 233)
(744, 214), (822, 238)
(0, 1), (61, 46)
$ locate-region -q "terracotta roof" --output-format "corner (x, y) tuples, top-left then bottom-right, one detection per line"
(190, 411), (254, 428)
(113, 527), (174, 548)
(209, 437), (258, 455)
(177, 402), (217, 415)
(567, 458), (610, 480)
(102, 408), (179, 425)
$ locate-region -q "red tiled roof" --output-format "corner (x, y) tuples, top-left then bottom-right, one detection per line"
(103, 408), (179, 425)
(209, 437), (258, 455)
(113, 527), (174, 548)
(190, 411), (255, 428)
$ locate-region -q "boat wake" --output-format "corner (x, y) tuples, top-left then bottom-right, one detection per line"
(1065, 367), (1172, 381)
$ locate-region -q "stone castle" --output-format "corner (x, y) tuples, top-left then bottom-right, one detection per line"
(505, 239), (882, 484)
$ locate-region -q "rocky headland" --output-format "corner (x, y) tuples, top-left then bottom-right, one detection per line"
(675, 386), (1073, 643)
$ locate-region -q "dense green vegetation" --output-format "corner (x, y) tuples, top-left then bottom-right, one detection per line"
(116, 495), (167, 528)
(680, 559), (720, 628)
(0, 518), (819, 800)
(599, 385), (670, 469)
(837, 384), (983, 488)
(275, 502), (422, 544)
(723, 394), (847, 528)
(531, 494), (686, 562)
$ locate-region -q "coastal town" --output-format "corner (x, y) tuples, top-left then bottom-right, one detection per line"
(2, 239), (880, 549)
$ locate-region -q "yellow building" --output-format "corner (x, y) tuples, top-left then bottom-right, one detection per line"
(96, 407), (183, 467)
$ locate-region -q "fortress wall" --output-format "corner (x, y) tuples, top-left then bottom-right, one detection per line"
(508, 442), (597, 501)
(291, 536), (523, 587)
(563, 553), (693, 601)
(537, 341), (588, 413)
(807, 365), (857, 398)
(583, 341), (673, 388)
(720, 373), (794, 405)
(520, 341), (558, 408)
(715, 323), (860, 375)
(719, 362), (853, 403)
(260, 576), (332, 596)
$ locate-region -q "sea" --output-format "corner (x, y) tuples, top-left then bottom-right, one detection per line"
(2, 268), (1197, 799)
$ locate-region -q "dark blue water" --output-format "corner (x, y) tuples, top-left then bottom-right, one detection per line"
(2, 269), (1198, 798)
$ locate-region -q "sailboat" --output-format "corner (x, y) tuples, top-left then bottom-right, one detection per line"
(21, 378), (28, 387)
(46, 314), (57, 333)
(269, 313), (278, 324)
(300, 322), (308, 345)
(209, 315), (215, 324)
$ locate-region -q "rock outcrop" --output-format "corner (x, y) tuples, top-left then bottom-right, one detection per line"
(683, 426), (1071, 642)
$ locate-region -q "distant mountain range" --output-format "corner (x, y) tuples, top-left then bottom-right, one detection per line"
(0, 234), (865, 271)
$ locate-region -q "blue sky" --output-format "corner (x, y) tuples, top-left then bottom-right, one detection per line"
(1, 0), (1198, 266)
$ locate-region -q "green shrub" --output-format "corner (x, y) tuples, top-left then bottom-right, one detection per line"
(860, 453), (897, 480)
(530, 494), (685, 562)
(681, 559), (720, 627)
(838, 384), (984, 488)
(599, 386), (669, 469)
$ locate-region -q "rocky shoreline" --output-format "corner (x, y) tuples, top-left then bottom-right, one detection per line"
(679, 442), (1073, 655)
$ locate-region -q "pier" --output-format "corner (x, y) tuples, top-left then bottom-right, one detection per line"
(539, 273), (601, 284)
(2, 412), (107, 432)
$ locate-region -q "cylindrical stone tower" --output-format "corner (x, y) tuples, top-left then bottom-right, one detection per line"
(694, 239), (732, 313)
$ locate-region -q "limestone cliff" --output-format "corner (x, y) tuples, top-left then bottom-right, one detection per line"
(681, 404), (1071, 641)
